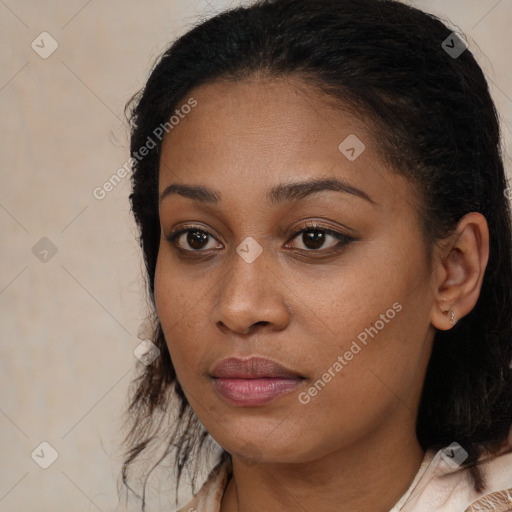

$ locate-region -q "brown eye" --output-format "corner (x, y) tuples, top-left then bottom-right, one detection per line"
(184, 230), (209, 250)
(165, 222), (354, 257)
(287, 224), (353, 252)
(166, 227), (222, 252)
(299, 228), (329, 250)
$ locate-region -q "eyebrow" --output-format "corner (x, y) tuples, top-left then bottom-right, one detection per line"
(159, 177), (375, 206)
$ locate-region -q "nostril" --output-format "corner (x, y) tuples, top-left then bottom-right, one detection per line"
(251, 321), (270, 328)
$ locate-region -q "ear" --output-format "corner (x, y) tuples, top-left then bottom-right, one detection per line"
(430, 212), (490, 331)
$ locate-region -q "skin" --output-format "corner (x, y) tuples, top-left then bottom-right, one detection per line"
(153, 75), (489, 512)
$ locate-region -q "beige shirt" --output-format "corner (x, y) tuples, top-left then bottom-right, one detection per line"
(176, 441), (512, 512)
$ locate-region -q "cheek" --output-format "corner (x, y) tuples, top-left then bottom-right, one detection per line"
(296, 242), (431, 410)
(153, 252), (210, 384)
(154, 252), (176, 335)
(292, 302), (430, 458)
(300, 239), (419, 350)
(154, 254), (187, 363)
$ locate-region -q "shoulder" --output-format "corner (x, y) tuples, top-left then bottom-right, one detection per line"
(399, 433), (512, 512)
(175, 455), (232, 512)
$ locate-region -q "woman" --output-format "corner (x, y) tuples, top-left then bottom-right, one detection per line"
(121, 0), (512, 510)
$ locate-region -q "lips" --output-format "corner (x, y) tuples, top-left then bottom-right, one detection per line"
(210, 356), (305, 406)
(211, 356), (304, 379)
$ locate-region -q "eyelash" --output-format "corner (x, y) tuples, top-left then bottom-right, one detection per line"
(165, 221), (355, 258)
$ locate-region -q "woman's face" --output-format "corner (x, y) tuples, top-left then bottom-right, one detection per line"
(154, 76), (437, 463)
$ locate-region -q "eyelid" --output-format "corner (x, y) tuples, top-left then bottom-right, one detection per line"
(165, 223), (223, 247)
(284, 221), (354, 251)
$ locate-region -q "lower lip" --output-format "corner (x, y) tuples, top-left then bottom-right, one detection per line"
(212, 377), (304, 406)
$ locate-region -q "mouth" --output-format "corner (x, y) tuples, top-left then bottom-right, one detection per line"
(210, 356), (306, 406)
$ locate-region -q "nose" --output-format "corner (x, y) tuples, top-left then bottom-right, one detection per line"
(211, 243), (292, 336)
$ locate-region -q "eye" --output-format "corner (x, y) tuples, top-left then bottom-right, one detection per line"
(285, 222), (354, 252)
(165, 226), (222, 252)
(165, 221), (355, 256)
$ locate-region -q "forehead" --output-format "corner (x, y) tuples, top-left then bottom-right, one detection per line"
(161, 75), (370, 163)
(158, 75), (419, 216)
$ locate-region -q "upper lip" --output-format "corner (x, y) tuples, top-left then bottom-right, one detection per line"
(211, 356), (304, 379)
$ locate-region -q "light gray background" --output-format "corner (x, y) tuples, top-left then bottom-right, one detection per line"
(1, 1), (511, 511)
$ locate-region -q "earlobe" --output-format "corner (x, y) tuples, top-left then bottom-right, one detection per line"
(433, 307), (457, 331)
(430, 212), (489, 331)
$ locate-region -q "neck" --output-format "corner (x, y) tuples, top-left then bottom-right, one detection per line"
(220, 421), (426, 512)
